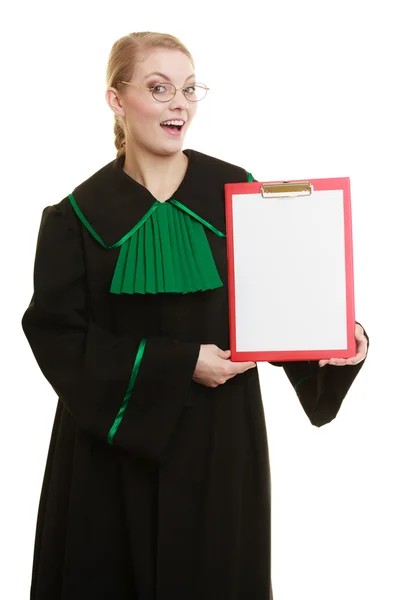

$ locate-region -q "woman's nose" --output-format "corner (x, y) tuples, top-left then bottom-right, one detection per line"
(169, 90), (189, 111)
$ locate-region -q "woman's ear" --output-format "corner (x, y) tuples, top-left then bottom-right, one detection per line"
(105, 87), (125, 118)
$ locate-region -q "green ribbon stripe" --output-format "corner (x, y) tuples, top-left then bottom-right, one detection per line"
(107, 337), (147, 445)
(68, 193), (160, 249)
(169, 199), (225, 238)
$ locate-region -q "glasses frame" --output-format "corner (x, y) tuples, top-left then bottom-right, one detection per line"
(114, 80), (209, 102)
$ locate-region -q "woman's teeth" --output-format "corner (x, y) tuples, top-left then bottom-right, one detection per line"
(160, 119), (184, 127)
(160, 119), (184, 132)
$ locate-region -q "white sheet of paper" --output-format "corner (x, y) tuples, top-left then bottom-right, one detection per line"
(232, 190), (348, 351)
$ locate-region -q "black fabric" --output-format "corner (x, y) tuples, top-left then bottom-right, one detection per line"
(22, 149), (367, 600)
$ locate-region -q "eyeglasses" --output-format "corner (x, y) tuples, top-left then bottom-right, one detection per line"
(114, 80), (209, 102)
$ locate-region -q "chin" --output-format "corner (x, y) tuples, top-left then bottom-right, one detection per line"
(155, 142), (184, 157)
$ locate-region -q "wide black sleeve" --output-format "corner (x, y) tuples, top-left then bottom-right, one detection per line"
(22, 203), (201, 463)
(269, 327), (369, 427)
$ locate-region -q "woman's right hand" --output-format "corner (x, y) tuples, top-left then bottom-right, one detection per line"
(193, 344), (256, 388)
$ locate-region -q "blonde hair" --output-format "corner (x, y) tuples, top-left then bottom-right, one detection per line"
(106, 32), (195, 157)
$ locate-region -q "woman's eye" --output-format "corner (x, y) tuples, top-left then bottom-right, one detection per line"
(153, 85), (167, 93)
(185, 86), (196, 95)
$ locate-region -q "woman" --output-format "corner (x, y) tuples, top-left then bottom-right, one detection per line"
(22, 31), (368, 600)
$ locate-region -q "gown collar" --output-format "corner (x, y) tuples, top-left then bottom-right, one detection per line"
(70, 148), (225, 248)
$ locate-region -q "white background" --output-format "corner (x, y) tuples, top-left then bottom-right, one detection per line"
(1, 1), (399, 598)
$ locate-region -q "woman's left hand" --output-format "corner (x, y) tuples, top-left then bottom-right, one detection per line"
(319, 323), (368, 367)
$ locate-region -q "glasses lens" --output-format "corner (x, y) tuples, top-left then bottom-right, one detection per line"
(152, 83), (176, 102)
(184, 84), (207, 102)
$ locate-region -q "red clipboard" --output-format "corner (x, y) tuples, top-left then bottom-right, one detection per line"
(224, 177), (356, 362)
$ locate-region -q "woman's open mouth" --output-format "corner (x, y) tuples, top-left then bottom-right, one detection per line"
(160, 119), (185, 135)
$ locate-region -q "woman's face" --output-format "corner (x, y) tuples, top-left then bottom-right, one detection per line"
(110, 48), (198, 156)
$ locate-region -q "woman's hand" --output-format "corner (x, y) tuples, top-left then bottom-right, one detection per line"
(193, 344), (256, 388)
(318, 323), (368, 367)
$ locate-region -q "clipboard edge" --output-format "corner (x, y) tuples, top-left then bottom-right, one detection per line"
(224, 176), (356, 362)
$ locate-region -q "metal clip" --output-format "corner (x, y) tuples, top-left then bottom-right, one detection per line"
(260, 181), (313, 198)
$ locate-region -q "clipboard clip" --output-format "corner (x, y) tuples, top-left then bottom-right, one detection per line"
(260, 181), (313, 198)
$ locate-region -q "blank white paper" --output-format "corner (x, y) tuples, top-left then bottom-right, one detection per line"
(232, 190), (348, 351)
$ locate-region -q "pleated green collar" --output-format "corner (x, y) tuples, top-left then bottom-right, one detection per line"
(68, 150), (231, 295)
(67, 150), (253, 295)
(69, 192), (226, 294)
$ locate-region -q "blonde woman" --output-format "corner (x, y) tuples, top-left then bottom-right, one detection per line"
(22, 31), (368, 600)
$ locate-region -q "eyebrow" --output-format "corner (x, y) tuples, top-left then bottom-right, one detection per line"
(144, 71), (196, 82)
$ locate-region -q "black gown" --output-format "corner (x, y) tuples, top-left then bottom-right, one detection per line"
(22, 148), (367, 600)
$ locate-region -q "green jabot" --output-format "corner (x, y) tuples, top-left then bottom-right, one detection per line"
(68, 194), (226, 295)
(110, 201), (224, 294)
